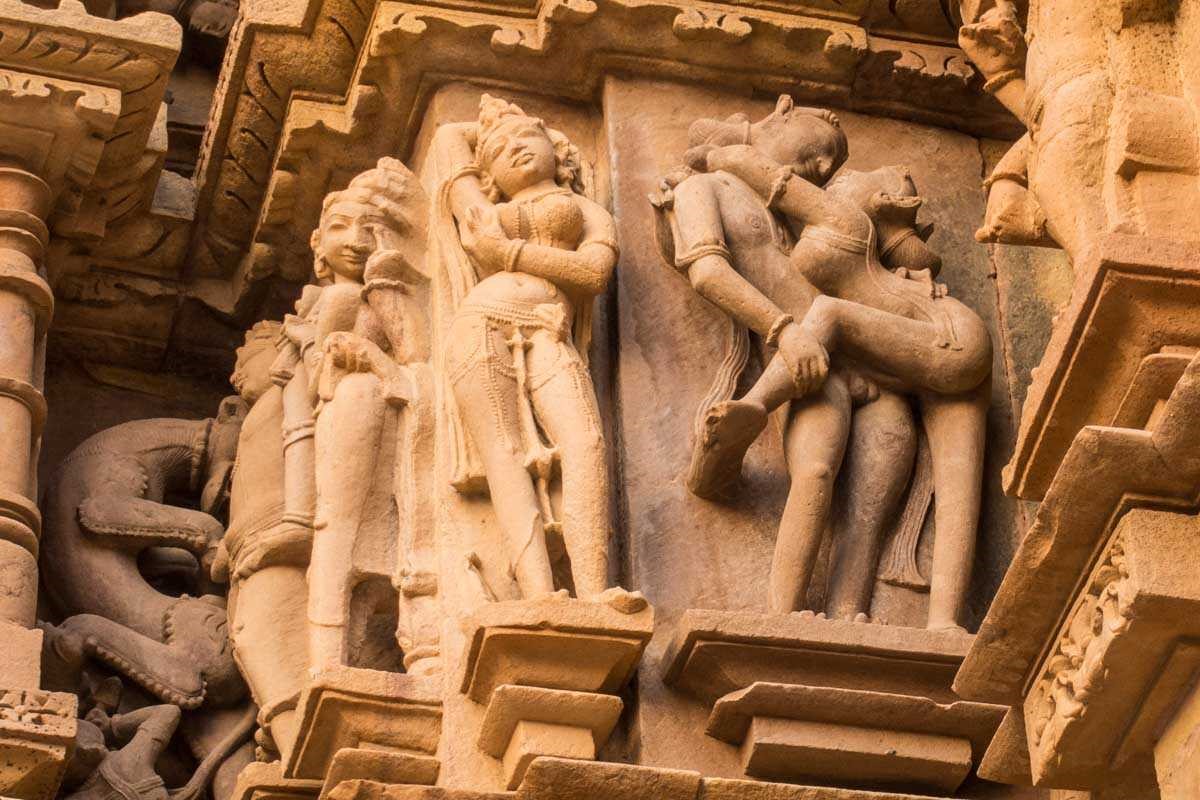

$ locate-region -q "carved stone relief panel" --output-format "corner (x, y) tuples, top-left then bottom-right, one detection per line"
(604, 76), (1020, 784)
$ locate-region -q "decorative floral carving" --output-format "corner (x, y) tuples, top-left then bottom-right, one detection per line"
(1026, 533), (1134, 762)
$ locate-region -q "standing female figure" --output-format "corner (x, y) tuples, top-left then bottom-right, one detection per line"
(437, 95), (620, 602)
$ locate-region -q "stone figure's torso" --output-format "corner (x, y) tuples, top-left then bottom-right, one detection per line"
(469, 189), (586, 311)
(226, 385), (286, 550)
(690, 171), (814, 319)
(1024, 0), (1107, 104)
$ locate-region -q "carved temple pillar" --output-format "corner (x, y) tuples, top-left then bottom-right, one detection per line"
(0, 2), (179, 796)
(953, 2), (1200, 797)
(0, 163), (52, 649)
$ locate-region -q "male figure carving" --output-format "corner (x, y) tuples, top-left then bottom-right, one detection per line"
(218, 321), (313, 759)
(957, 0), (1110, 262)
(657, 97), (991, 630)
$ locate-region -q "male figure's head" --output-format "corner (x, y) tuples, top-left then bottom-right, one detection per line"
(230, 320), (281, 406)
(751, 95), (849, 186)
(686, 95), (848, 186)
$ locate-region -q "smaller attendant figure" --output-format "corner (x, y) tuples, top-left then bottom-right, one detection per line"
(956, 0), (1108, 261)
(65, 706), (181, 800)
(217, 321), (313, 760)
(279, 157), (440, 674)
(434, 95), (640, 611)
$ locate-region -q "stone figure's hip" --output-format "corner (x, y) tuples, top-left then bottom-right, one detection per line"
(445, 298), (576, 388)
(1027, 70), (1111, 152)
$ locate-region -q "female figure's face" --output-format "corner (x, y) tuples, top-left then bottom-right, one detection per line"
(317, 198), (402, 283)
(481, 118), (557, 199)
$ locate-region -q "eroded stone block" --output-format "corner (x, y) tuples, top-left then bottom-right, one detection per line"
(739, 716), (971, 792)
(286, 666), (442, 782)
(502, 720), (595, 790)
(0, 689), (77, 800)
(459, 597), (654, 703)
(664, 610), (1002, 792)
(232, 761), (321, 800)
(459, 597), (652, 781)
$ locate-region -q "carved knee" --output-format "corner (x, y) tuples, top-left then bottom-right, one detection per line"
(803, 294), (839, 343)
(791, 460), (834, 483)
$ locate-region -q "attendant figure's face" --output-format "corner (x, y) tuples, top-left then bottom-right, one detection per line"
(230, 337), (276, 404)
(480, 118), (557, 199)
(316, 199), (402, 283)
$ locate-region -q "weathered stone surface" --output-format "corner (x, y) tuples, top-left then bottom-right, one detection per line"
(1155, 674), (1200, 800)
(195, 0), (1017, 317)
(738, 716), (972, 792)
(0, 688), (77, 800)
(664, 609), (974, 705)
(232, 761), (321, 800)
(1004, 237), (1200, 500)
(19, 0), (1200, 797)
(956, 353), (1200, 708)
(959, 0), (1200, 502)
(663, 609), (1002, 793)
(1018, 510), (1200, 790)
(286, 667), (442, 780)
(459, 597), (654, 703)
(456, 596), (652, 787)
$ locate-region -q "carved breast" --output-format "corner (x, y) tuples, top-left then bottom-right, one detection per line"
(498, 190), (584, 251)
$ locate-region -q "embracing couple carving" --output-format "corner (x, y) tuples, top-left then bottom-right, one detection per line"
(654, 96), (992, 632)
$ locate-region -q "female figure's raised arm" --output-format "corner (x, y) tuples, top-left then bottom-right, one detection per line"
(438, 122), (494, 221)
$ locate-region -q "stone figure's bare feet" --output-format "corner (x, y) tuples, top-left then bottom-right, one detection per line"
(927, 621), (968, 635)
(598, 587), (649, 614)
(686, 399), (769, 499)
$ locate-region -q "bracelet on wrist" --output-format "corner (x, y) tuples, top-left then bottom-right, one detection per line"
(983, 68), (1022, 94)
(765, 314), (794, 347)
(503, 238), (526, 272)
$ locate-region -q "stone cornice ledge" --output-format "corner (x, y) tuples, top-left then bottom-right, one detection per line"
(188, 0), (1019, 311)
(954, 350), (1200, 707)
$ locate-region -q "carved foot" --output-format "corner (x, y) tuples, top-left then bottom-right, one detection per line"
(927, 622), (968, 635)
(687, 400), (768, 499)
(597, 587), (648, 615)
(62, 614), (205, 708)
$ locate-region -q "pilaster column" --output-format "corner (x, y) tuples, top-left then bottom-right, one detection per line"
(0, 163), (53, 663)
(0, 2), (180, 796)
